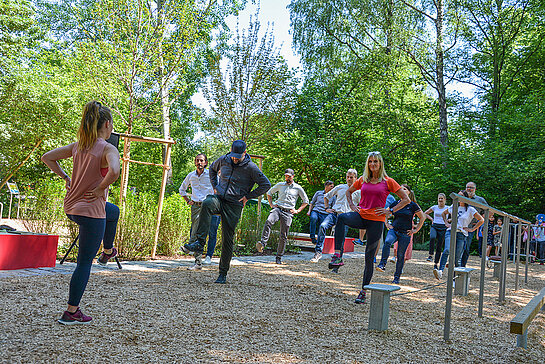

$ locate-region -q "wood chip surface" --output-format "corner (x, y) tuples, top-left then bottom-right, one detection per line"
(1, 251), (544, 363)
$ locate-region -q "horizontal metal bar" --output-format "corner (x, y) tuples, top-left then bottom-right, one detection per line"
(449, 193), (531, 224)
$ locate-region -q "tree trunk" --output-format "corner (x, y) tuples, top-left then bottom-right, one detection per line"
(435, 0), (449, 161)
(0, 138), (44, 191)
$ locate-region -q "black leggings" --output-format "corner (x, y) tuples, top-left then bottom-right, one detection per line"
(335, 212), (384, 289)
(429, 223), (446, 264)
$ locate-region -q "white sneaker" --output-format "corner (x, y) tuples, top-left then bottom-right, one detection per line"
(310, 252), (322, 263)
(388, 256), (396, 263)
(187, 263), (202, 271)
(203, 256), (212, 265)
(433, 268), (442, 280)
(256, 241), (264, 253)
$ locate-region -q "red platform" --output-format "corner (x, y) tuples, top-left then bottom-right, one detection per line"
(290, 233), (354, 254)
(0, 233), (59, 270)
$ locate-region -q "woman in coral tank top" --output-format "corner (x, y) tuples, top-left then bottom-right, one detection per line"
(42, 101), (120, 325)
(330, 151), (410, 304)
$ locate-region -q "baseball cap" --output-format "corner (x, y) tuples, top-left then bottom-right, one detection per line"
(284, 168), (295, 176)
(228, 140), (247, 159)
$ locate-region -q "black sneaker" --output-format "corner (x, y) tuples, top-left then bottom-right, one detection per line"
(184, 241), (204, 253)
(426, 256), (433, 262)
(275, 257), (282, 265)
(214, 274), (227, 284)
(353, 239), (365, 247)
(375, 264), (385, 272)
(354, 289), (366, 304)
(392, 277), (400, 284)
(97, 248), (117, 266)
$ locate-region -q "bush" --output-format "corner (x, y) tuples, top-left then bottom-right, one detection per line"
(157, 193), (191, 256)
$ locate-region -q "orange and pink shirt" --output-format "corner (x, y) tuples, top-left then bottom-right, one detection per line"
(352, 176), (401, 222)
(64, 138), (108, 219)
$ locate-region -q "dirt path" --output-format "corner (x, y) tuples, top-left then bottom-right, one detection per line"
(1, 251), (544, 363)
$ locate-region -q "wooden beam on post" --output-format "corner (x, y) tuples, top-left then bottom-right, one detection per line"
(151, 142), (172, 259)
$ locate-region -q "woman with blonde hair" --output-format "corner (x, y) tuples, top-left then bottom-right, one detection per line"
(423, 193), (448, 269)
(42, 100), (120, 324)
(330, 151), (410, 303)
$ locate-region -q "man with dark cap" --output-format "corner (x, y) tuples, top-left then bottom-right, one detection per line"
(256, 168), (309, 264)
(184, 140), (270, 283)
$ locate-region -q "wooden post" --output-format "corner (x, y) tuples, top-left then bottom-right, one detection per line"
(151, 142), (172, 259)
(257, 158), (263, 218)
(119, 137), (131, 206)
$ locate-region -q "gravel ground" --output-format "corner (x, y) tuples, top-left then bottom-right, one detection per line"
(1, 251), (544, 363)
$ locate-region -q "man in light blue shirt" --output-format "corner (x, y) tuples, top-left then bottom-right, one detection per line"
(256, 168), (309, 264)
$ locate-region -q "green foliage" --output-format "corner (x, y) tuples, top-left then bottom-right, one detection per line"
(18, 178), (66, 235)
(157, 193), (191, 256)
(201, 13), (297, 148)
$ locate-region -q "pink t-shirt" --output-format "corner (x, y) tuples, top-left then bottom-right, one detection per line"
(64, 138), (108, 219)
(352, 176), (401, 221)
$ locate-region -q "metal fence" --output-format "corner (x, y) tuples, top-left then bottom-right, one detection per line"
(443, 192), (541, 341)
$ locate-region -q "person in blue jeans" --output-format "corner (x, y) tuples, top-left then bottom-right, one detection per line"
(310, 169), (359, 262)
(434, 190), (484, 279)
(41, 101), (121, 324)
(375, 184), (425, 284)
(307, 180), (335, 248)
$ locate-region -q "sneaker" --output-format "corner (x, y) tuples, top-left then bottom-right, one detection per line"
(58, 308), (92, 325)
(97, 248), (117, 266)
(353, 238), (365, 247)
(388, 256), (396, 263)
(184, 241), (204, 253)
(256, 241), (264, 253)
(354, 290), (366, 304)
(328, 254), (344, 268)
(187, 263), (202, 271)
(310, 252), (322, 263)
(373, 257), (376, 264)
(375, 265), (385, 272)
(426, 256), (433, 262)
(433, 268), (442, 280)
(214, 274), (227, 284)
(433, 264), (438, 270)
(392, 278), (400, 284)
(275, 256), (282, 265)
(203, 256), (212, 265)
(446, 262), (449, 268)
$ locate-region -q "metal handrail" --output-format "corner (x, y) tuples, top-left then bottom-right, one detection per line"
(443, 193), (536, 342)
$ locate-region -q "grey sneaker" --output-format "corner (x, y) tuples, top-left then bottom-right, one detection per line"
(187, 263), (202, 271)
(203, 256), (212, 265)
(310, 252), (322, 263)
(433, 268), (442, 280)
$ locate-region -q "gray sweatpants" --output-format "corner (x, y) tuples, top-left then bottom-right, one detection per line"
(261, 207), (293, 257)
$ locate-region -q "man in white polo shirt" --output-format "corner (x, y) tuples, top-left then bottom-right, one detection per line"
(179, 153), (220, 269)
(256, 168), (309, 264)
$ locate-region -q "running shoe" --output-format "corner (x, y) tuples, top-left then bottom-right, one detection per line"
(184, 241), (204, 253)
(375, 265), (385, 272)
(187, 263), (202, 271)
(388, 256), (396, 263)
(275, 256), (282, 265)
(310, 252), (322, 263)
(433, 268), (443, 280)
(426, 256), (433, 262)
(353, 239), (365, 247)
(354, 290), (366, 304)
(328, 254), (344, 269)
(392, 278), (400, 284)
(97, 248), (117, 266)
(203, 256), (212, 265)
(214, 274), (227, 284)
(255, 241), (264, 253)
(58, 308), (92, 325)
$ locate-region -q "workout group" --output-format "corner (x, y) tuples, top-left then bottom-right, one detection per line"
(41, 101), (545, 325)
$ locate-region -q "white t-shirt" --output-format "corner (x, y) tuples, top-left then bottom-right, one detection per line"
(431, 205), (449, 224)
(447, 205), (478, 236)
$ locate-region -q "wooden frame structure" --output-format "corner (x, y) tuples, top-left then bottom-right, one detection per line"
(117, 133), (176, 259)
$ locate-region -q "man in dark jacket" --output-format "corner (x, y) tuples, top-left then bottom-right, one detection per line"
(184, 140), (271, 283)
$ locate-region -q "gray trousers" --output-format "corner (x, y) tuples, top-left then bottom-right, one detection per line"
(261, 207), (293, 257)
(190, 203), (203, 263)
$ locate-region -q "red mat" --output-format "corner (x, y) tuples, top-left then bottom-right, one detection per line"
(0, 233), (59, 270)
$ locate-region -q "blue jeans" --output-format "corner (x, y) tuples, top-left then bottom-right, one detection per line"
(335, 212), (384, 289)
(66, 202), (119, 306)
(461, 230), (475, 267)
(206, 215), (221, 257)
(379, 229), (412, 279)
(438, 230), (467, 271)
(315, 213), (348, 253)
(309, 210), (328, 244)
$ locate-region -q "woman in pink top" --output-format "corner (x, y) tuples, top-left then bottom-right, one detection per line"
(330, 151), (410, 304)
(42, 101), (120, 325)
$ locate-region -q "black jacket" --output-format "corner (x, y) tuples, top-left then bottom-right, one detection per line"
(209, 154), (271, 205)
